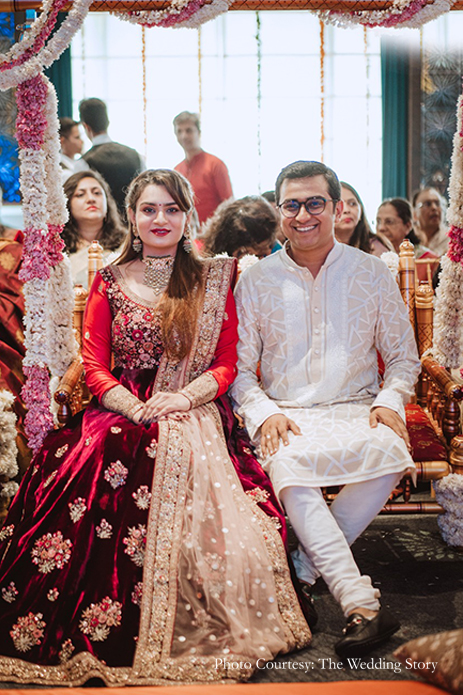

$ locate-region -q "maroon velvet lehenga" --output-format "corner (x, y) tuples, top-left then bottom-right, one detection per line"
(0, 257), (310, 686)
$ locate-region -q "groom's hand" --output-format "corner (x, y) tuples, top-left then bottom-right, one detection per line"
(260, 414), (301, 457)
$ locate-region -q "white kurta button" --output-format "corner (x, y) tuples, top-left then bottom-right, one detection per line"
(314, 308), (320, 314)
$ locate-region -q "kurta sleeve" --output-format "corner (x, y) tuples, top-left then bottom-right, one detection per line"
(82, 273), (143, 420)
(230, 271), (283, 441)
(178, 287), (238, 408)
(372, 267), (421, 420)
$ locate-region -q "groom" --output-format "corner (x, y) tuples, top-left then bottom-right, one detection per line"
(231, 160), (420, 658)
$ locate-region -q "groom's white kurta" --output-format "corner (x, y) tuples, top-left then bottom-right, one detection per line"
(231, 242), (421, 497)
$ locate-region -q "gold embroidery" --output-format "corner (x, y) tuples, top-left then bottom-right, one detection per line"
(0, 251), (16, 271)
(43, 471), (58, 488)
(102, 385), (143, 422)
(178, 372), (218, 409)
(55, 444), (69, 458)
(79, 597), (122, 642)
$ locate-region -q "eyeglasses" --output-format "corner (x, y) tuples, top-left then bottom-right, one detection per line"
(416, 200), (441, 209)
(278, 196), (338, 218)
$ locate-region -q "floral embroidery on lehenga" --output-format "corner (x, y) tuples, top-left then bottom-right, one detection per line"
(0, 524), (14, 541)
(10, 612), (46, 652)
(79, 597), (122, 642)
(132, 485), (151, 510)
(31, 531), (72, 573)
(55, 444), (69, 458)
(68, 497), (87, 523)
(59, 638), (75, 663)
(131, 581), (143, 606)
(246, 487), (270, 504)
(95, 519), (113, 539)
(2, 581), (18, 603)
(145, 439), (157, 459)
(84, 436), (92, 446)
(110, 426), (122, 434)
(123, 524), (146, 567)
(47, 588), (59, 602)
(104, 460), (128, 489)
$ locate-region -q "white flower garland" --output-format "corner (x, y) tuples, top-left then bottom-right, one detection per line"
(447, 95), (463, 230)
(434, 474), (463, 546)
(380, 251), (400, 281)
(318, 0), (456, 29)
(175, 0), (231, 28)
(432, 255), (463, 367)
(114, 0), (231, 29)
(0, 0), (94, 90)
(432, 93), (463, 368)
(0, 391), (19, 499)
(47, 258), (79, 379)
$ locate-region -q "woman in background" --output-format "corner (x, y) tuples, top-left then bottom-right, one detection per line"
(202, 195), (278, 259)
(335, 182), (392, 257)
(63, 171), (126, 287)
(376, 197), (438, 284)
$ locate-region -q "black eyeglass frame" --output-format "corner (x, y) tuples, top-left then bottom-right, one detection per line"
(277, 196), (339, 218)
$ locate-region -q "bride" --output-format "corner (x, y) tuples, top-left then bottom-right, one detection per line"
(0, 169), (310, 686)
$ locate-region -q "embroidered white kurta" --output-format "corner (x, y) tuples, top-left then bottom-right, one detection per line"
(231, 242), (421, 496)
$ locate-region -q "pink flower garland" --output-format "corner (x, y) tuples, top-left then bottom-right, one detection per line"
(16, 76), (48, 150)
(447, 225), (463, 263)
(0, 0), (68, 72)
(22, 366), (54, 452)
(15, 74), (65, 450)
(369, 0), (429, 27)
(129, 0), (207, 28)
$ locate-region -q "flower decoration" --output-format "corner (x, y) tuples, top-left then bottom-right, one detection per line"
(31, 531), (72, 573)
(434, 474), (463, 546)
(0, 390), (19, 499)
(432, 88), (463, 370)
(114, 0), (232, 29)
(10, 612), (46, 652)
(79, 596), (122, 642)
(318, 0), (457, 29)
(123, 524), (147, 567)
(104, 460), (129, 489)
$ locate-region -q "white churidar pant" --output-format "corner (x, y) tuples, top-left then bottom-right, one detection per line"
(280, 471), (403, 617)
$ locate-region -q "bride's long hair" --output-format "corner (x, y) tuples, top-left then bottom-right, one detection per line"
(116, 169), (204, 362)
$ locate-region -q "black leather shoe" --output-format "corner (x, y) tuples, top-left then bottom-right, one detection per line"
(298, 580), (318, 631)
(334, 608), (400, 658)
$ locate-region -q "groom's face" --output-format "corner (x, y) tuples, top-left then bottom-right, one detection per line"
(278, 175), (342, 259)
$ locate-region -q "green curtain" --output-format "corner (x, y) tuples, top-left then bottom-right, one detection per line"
(381, 37), (409, 199)
(44, 13), (72, 118)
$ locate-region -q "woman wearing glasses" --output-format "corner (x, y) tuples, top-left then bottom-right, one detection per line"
(335, 182), (392, 257)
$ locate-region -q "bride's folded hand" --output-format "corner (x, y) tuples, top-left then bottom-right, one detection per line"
(139, 392), (191, 424)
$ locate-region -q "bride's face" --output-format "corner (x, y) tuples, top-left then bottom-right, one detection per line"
(130, 184), (189, 258)
(70, 176), (107, 229)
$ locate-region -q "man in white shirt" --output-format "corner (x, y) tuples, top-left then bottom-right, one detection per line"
(231, 160), (421, 658)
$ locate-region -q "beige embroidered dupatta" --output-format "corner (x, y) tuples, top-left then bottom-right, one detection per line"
(130, 257), (310, 683)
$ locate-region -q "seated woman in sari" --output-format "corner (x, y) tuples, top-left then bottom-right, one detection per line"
(0, 169), (310, 686)
(63, 170), (126, 287)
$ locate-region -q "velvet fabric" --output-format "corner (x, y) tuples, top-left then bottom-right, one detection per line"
(0, 257), (309, 685)
(0, 370), (286, 668)
(405, 404), (447, 462)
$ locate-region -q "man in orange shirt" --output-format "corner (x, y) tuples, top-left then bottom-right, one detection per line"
(173, 111), (233, 225)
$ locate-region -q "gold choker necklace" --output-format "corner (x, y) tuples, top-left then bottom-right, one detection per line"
(142, 255), (175, 295)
